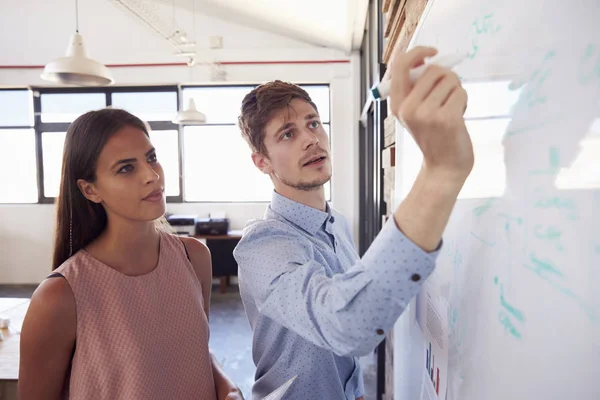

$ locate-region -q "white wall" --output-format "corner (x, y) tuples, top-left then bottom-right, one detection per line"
(0, 57), (361, 284)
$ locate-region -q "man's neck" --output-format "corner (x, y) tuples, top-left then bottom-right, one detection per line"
(275, 185), (327, 211)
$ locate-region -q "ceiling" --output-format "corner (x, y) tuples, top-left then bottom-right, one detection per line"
(0, 0), (367, 72)
(149, 0), (369, 53)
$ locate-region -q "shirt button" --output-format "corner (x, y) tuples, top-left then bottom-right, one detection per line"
(411, 273), (421, 282)
(376, 329), (384, 335)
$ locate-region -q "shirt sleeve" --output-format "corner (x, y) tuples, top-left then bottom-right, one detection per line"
(233, 217), (441, 357)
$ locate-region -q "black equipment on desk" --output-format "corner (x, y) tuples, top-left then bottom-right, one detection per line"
(195, 218), (230, 235)
(166, 214), (197, 236)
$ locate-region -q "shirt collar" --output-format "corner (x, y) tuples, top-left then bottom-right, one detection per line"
(269, 191), (331, 235)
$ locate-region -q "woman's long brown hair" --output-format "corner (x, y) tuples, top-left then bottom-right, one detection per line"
(52, 108), (150, 270)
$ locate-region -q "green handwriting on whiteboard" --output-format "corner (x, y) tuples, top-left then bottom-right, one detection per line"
(470, 232), (496, 247)
(522, 50), (556, 108)
(499, 311), (522, 339)
(497, 212), (523, 234)
(596, 245), (600, 254)
(533, 187), (578, 220)
(495, 277), (524, 339)
(470, 13), (501, 59)
(529, 147), (561, 176)
(578, 44), (600, 86)
(525, 253), (565, 279)
(495, 277), (525, 322)
(534, 224), (564, 251)
(524, 253), (598, 323)
(473, 198), (497, 217)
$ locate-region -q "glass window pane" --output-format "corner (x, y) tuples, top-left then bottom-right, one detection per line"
(183, 126), (273, 202)
(42, 132), (66, 198)
(0, 129), (38, 203)
(149, 130), (180, 196)
(0, 90), (33, 126)
(463, 80), (521, 119)
(182, 87), (253, 124)
(302, 85), (330, 123)
(41, 93), (106, 123)
(112, 91), (178, 121)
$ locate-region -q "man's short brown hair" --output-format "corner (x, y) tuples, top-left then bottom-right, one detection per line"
(238, 80), (318, 154)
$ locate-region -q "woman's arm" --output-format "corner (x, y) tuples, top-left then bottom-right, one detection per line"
(181, 237), (244, 400)
(18, 277), (76, 399)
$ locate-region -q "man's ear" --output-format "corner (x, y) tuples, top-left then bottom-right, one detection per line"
(251, 152), (273, 175)
(76, 179), (103, 204)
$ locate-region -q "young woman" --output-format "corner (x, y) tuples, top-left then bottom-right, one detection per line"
(18, 108), (243, 400)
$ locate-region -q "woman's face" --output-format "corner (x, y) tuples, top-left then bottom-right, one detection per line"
(78, 126), (166, 223)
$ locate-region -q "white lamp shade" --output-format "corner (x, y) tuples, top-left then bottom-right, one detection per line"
(172, 98), (207, 124)
(41, 33), (114, 86)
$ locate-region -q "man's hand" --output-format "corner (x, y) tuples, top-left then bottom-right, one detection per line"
(389, 46), (473, 179)
(388, 46), (474, 252)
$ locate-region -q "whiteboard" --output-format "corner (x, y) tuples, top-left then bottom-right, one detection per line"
(392, 1), (600, 399)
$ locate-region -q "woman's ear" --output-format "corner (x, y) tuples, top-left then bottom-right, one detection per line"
(76, 179), (102, 203)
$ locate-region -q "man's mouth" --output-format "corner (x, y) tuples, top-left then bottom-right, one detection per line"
(303, 156), (327, 167)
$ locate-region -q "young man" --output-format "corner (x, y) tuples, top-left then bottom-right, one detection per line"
(233, 46), (473, 400)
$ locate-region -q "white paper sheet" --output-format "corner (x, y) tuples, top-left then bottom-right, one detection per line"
(416, 281), (449, 399)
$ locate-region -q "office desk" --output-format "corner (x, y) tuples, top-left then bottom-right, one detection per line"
(195, 230), (243, 293)
(0, 298), (30, 400)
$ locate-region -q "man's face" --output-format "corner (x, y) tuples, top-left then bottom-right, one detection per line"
(252, 98), (331, 193)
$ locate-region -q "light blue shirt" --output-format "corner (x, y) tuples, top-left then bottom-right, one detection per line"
(233, 192), (440, 400)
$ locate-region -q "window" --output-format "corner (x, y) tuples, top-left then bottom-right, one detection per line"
(0, 129), (37, 203)
(41, 93), (106, 123)
(3, 84), (330, 204)
(182, 84), (331, 202)
(183, 125), (273, 202)
(41, 132), (67, 198)
(112, 91), (178, 122)
(0, 89), (37, 204)
(37, 87), (181, 202)
(149, 130), (180, 196)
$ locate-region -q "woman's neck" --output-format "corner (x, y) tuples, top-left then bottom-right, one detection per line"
(86, 217), (162, 276)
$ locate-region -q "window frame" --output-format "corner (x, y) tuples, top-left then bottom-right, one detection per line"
(33, 85), (182, 204)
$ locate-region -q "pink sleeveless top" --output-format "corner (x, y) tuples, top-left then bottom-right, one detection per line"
(54, 231), (217, 400)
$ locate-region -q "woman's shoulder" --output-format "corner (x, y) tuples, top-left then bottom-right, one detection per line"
(175, 236), (211, 281)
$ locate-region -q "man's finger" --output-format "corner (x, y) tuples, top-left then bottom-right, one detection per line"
(390, 46), (438, 104)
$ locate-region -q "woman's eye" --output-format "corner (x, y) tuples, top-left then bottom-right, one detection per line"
(118, 164), (133, 174)
(309, 121), (320, 129)
(148, 153), (158, 163)
(282, 132), (293, 140)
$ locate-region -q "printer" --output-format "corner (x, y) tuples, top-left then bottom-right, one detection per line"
(195, 217), (230, 236)
(166, 214), (198, 236)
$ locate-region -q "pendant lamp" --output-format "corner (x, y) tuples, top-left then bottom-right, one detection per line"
(41, 0), (113, 86)
(172, 98), (206, 124)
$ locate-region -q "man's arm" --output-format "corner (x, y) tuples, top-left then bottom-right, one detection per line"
(234, 218), (437, 357)
(236, 46), (473, 358)
(390, 46), (474, 252)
